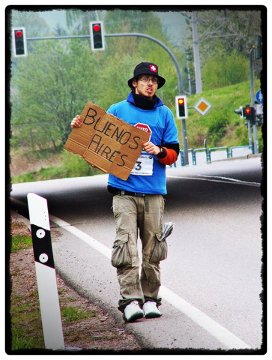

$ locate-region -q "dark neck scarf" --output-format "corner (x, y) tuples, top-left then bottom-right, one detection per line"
(132, 92), (157, 110)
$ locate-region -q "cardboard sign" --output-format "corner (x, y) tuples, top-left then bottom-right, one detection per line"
(64, 102), (150, 180)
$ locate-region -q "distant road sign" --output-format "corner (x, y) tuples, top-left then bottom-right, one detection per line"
(255, 90), (263, 104)
(194, 98), (211, 115)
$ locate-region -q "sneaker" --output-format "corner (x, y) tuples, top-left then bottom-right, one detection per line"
(143, 301), (162, 319)
(124, 301), (144, 322)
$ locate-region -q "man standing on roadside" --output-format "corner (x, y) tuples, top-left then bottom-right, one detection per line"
(71, 62), (179, 322)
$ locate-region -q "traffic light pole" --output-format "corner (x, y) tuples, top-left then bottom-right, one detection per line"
(105, 33), (184, 94)
(247, 122), (253, 150)
(191, 12), (202, 94)
(27, 32), (184, 92)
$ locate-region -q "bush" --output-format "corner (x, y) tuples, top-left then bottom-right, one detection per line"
(202, 51), (248, 89)
(12, 151), (103, 183)
(207, 117), (229, 145)
(61, 151), (103, 177)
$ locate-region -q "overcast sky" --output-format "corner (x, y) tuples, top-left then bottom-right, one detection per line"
(39, 9), (187, 47)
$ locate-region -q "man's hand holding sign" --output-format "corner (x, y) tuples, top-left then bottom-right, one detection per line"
(65, 102), (150, 180)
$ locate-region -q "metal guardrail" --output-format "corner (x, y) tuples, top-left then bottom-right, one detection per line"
(229, 145), (253, 158)
(208, 146), (230, 162)
(192, 147), (210, 165)
(174, 145), (253, 167)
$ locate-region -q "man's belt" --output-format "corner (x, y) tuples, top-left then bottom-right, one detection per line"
(108, 186), (147, 197)
(115, 190), (147, 197)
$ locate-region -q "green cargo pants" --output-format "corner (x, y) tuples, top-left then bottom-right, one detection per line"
(111, 194), (167, 312)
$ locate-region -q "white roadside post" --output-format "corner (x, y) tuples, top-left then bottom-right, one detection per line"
(27, 193), (65, 351)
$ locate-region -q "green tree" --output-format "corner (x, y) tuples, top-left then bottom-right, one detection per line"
(197, 10), (261, 55)
(65, 8), (184, 105)
(184, 9), (262, 90)
(11, 39), (99, 150)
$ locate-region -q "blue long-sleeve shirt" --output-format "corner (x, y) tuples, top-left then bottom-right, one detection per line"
(107, 93), (178, 195)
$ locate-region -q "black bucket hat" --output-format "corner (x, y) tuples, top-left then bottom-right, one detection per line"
(128, 62), (166, 89)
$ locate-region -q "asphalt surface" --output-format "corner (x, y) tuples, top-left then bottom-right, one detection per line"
(10, 157), (265, 353)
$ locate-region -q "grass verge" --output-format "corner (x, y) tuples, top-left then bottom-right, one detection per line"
(12, 151), (103, 184)
(8, 214), (141, 353)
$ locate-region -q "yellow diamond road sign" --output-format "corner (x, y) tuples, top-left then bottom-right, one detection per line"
(195, 98), (211, 115)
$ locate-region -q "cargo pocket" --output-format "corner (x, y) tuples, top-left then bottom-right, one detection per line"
(149, 233), (168, 263)
(111, 233), (132, 268)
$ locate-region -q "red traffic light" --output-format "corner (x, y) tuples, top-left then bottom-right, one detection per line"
(93, 24), (101, 32)
(15, 30), (23, 38)
(243, 106), (255, 124)
(244, 107), (252, 116)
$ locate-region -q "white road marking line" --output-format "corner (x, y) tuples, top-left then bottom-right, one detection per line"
(159, 286), (251, 349)
(168, 175), (260, 187)
(198, 174), (261, 186)
(50, 214), (251, 350)
(50, 215), (111, 259)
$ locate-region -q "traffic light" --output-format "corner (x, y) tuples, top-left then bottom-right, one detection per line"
(90, 21), (105, 51)
(12, 27), (27, 57)
(175, 95), (188, 119)
(243, 105), (256, 124)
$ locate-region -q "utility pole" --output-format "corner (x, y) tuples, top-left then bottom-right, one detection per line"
(191, 12), (202, 94)
(186, 48), (192, 95)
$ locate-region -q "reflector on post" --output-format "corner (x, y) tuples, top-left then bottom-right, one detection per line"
(27, 193), (64, 350)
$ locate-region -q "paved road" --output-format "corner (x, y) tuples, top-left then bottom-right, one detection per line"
(10, 157), (264, 353)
